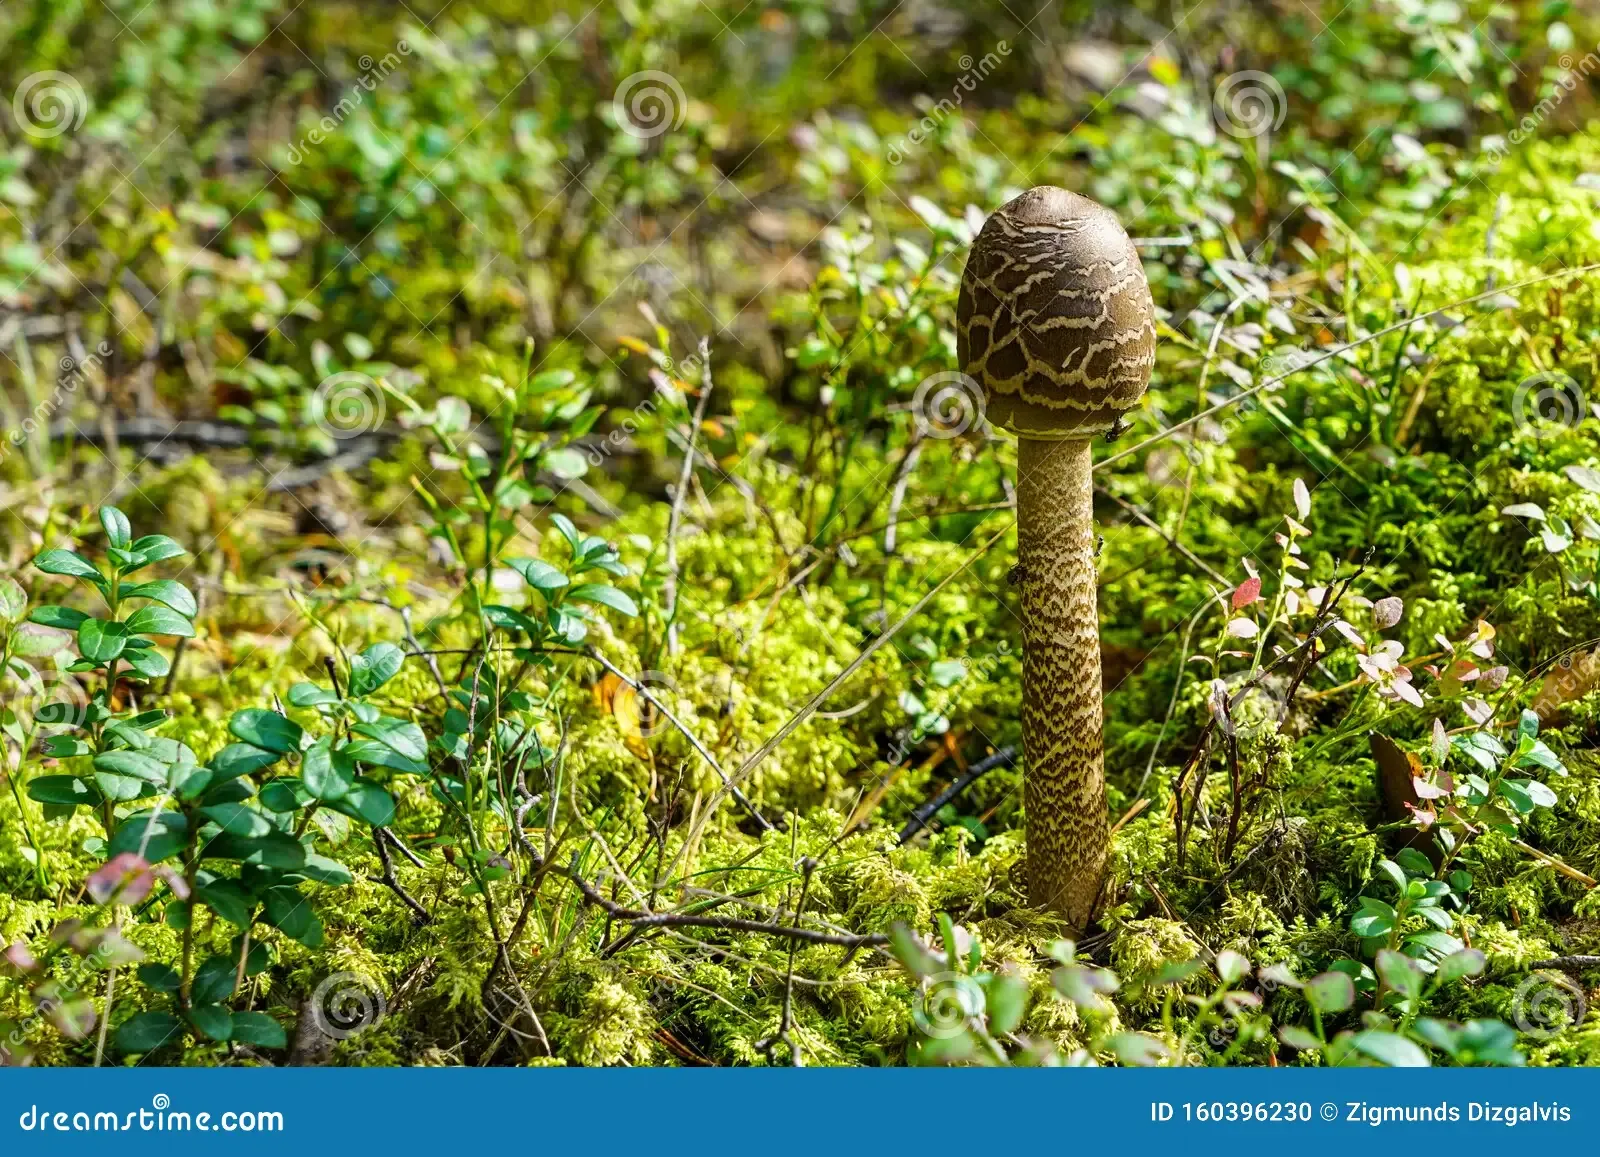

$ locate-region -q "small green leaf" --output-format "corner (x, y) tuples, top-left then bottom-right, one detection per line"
(230, 1011), (287, 1049)
(34, 548), (103, 583)
(115, 1011), (182, 1054)
(209, 742), (280, 781)
(27, 775), (101, 806)
(124, 605), (195, 638)
(78, 618), (129, 663)
(229, 709), (303, 754)
(565, 583), (639, 617)
(347, 642), (405, 697)
(27, 605), (88, 630)
(187, 1004), (233, 1042)
(127, 535), (187, 565)
(195, 878), (253, 926)
(122, 579), (198, 617)
(136, 963), (181, 992)
(1351, 1029), (1429, 1067)
(199, 802), (273, 838)
(302, 741), (355, 801)
(100, 507), (132, 549)
(1305, 971), (1356, 1013)
(327, 781), (396, 826)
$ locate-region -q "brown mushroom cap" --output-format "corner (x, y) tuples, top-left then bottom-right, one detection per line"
(958, 186), (1155, 438)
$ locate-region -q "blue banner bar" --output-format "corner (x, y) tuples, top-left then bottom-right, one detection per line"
(3, 1069), (1595, 1153)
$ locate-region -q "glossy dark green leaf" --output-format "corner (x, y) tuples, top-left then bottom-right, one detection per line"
(230, 1011), (287, 1049)
(136, 962), (181, 992)
(34, 548), (103, 583)
(124, 605), (195, 638)
(565, 582), (639, 617)
(302, 741), (355, 800)
(78, 618), (129, 663)
(347, 642), (405, 697)
(199, 802), (274, 838)
(228, 709), (303, 754)
(122, 579), (198, 618)
(195, 878), (253, 926)
(191, 955), (239, 1005)
(327, 781), (396, 826)
(202, 830), (306, 869)
(209, 742), (280, 781)
(115, 1010), (182, 1053)
(100, 507), (132, 549)
(187, 1004), (233, 1042)
(27, 775), (101, 805)
(27, 605), (88, 630)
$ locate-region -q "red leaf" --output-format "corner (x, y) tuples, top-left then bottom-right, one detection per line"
(1232, 577), (1262, 609)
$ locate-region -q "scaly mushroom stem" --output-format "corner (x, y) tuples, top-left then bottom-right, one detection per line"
(1016, 436), (1107, 929)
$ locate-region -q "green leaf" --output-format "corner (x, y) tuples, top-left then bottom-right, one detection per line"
(191, 955), (238, 1005)
(288, 682), (338, 707)
(230, 1011), (287, 1049)
(1375, 949), (1424, 1000)
(100, 507), (132, 550)
(124, 605), (195, 638)
(108, 811), (188, 863)
(1350, 909), (1394, 938)
(1278, 1025), (1323, 1051)
(122, 579), (198, 618)
(202, 830), (306, 869)
(195, 878), (253, 926)
(34, 548), (103, 583)
(1304, 971), (1356, 1013)
(327, 781), (396, 826)
(115, 1011), (182, 1054)
(123, 647), (172, 679)
(0, 576), (25, 623)
(136, 963), (181, 992)
(548, 513), (583, 554)
(263, 889), (316, 941)
(350, 715), (427, 764)
(347, 642), (405, 697)
(127, 535), (187, 565)
(209, 742), (280, 781)
(1436, 949), (1486, 983)
(1375, 858), (1407, 894)
(506, 556), (569, 592)
(27, 775), (101, 806)
(229, 709), (303, 754)
(565, 583), (639, 617)
(297, 852), (355, 886)
(78, 618), (129, 663)
(1351, 1029), (1430, 1067)
(27, 605), (88, 630)
(302, 741), (355, 800)
(188, 1004), (233, 1042)
(257, 779), (315, 812)
(985, 972), (1028, 1035)
(199, 802), (273, 838)
(93, 750), (168, 783)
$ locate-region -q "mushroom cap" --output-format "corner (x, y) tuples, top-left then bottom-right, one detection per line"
(958, 186), (1155, 438)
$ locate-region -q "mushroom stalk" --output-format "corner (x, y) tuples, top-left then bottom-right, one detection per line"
(1015, 436), (1107, 926)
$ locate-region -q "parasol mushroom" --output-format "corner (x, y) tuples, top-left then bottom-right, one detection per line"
(957, 186), (1156, 929)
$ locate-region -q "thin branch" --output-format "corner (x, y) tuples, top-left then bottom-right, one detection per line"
(664, 337), (714, 656)
(897, 746), (1018, 844)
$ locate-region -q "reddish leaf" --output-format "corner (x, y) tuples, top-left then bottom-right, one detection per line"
(1232, 577), (1262, 609)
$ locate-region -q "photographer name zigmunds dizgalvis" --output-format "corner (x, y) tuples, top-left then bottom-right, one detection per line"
(1345, 1101), (1573, 1125)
